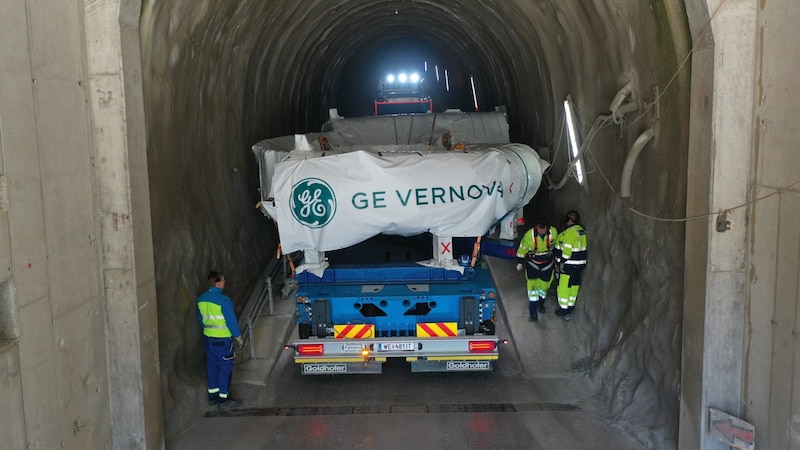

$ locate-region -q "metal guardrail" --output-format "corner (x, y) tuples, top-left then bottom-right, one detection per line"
(238, 255), (298, 359)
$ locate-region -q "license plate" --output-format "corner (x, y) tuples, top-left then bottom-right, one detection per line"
(377, 342), (415, 352)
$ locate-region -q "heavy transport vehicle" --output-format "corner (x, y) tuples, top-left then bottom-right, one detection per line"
(374, 70), (432, 116)
(252, 109), (548, 374)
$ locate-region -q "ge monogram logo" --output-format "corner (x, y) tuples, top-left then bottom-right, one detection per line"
(290, 178), (336, 228)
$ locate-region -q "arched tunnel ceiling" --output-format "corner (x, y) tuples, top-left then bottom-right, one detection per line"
(142, 0), (683, 143)
(141, 0), (690, 446)
(235, 0), (554, 138)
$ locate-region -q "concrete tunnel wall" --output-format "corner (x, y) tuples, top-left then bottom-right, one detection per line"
(0, 0), (162, 448)
(139, 1), (690, 447)
(5, 0), (800, 449)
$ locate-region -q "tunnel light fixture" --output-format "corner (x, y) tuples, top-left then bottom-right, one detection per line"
(470, 75), (479, 111)
(563, 97), (585, 185)
(444, 69), (450, 92)
(435, 65), (440, 82)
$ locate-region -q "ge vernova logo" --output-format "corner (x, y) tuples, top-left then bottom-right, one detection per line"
(291, 178), (336, 228)
(291, 177), (506, 228)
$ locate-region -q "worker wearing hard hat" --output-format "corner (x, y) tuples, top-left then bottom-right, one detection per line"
(516, 218), (559, 322)
(554, 211), (588, 321)
(197, 271), (244, 410)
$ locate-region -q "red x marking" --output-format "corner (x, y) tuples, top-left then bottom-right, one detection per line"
(441, 242), (451, 254)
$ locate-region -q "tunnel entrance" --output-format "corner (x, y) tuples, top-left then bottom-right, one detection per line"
(138, 1), (695, 448)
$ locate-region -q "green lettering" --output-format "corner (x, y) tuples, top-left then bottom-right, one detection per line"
(415, 188), (428, 205)
(396, 189), (412, 206)
(449, 186), (465, 202)
(373, 191), (386, 208)
(352, 192), (369, 209)
(468, 185), (482, 199)
(431, 187), (445, 204)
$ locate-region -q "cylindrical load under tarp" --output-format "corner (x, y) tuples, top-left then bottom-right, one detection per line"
(252, 110), (513, 200)
(320, 110), (511, 146)
(262, 144), (549, 253)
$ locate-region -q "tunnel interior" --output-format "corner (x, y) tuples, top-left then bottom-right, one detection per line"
(140, 1), (690, 447)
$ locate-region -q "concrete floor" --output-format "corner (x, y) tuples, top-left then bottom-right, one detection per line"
(166, 257), (645, 449)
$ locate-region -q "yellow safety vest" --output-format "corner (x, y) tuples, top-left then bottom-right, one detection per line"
(198, 301), (231, 338)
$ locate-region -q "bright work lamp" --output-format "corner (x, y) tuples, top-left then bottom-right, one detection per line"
(563, 98), (585, 185)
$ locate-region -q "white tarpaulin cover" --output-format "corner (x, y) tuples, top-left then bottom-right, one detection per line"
(266, 145), (547, 253)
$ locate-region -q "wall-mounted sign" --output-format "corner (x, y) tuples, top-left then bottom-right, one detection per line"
(709, 407), (754, 450)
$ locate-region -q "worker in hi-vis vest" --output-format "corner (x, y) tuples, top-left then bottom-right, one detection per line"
(516, 218), (559, 322)
(554, 211), (588, 321)
(197, 271), (243, 410)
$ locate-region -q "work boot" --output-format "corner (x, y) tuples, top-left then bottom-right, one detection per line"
(217, 398), (243, 410)
(529, 314), (538, 322)
(207, 393), (219, 406)
(537, 302), (546, 314)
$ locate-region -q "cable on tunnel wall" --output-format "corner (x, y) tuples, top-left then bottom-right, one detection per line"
(556, 0), (772, 224)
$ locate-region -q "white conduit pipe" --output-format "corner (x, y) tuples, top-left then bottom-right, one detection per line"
(609, 81), (633, 124)
(620, 126), (656, 199)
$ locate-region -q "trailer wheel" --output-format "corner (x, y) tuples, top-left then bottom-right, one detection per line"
(298, 323), (312, 339)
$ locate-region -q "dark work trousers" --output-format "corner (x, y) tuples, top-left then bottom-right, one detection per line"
(203, 336), (235, 397)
